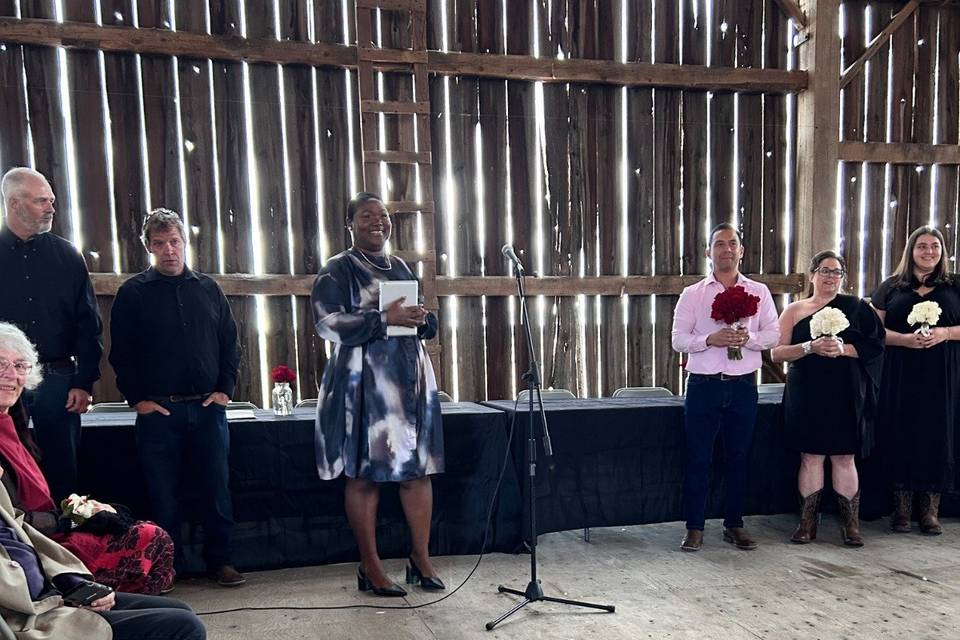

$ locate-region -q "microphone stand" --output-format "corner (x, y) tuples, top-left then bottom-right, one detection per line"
(485, 260), (615, 631)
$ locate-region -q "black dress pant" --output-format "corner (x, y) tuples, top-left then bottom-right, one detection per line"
(101, 593), (205, 640)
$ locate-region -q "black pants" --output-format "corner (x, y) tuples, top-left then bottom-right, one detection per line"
(101, 593), (205, 640)
(23, 363), (82, 500)
(135, 400), (234, 571)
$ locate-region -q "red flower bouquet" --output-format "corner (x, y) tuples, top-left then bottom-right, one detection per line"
(710, 286), (760, 360)
(271, 364), (296, 384)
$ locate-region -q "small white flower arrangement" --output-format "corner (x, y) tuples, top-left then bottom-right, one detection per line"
(907, 300), (942, 337)
(809, 306), (850, 340)
(61, 493), (115, 528)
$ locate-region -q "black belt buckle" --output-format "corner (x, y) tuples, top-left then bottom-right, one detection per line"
(719, 372), (738, 382)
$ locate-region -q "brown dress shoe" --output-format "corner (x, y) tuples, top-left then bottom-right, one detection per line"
(722, 527), (758, 550)
(680, 529), (703, 552)
(791, 490), (821, 544)
(213, 565), (246, 587)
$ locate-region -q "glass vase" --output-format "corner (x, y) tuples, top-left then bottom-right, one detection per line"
(272, 382), (293, 416)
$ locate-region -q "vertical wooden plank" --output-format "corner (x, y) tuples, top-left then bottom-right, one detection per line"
(653, 2), (682, 394)
(935, 8), (960, 261)
(711, 0), (736, 233)
(888, 4), (917, 254)
(208, 1), (261, 405)
(170, 2), (220, 275)
(244, 1), (296, 404)
(839, 2), (865, 294)
(907, 5), (936, 223)
(0, 42), (31, 169)
(506, 80), (535, 389)
(476, 1), (512, 400)
(618, 1), (653, 394)
(19, 1), (74, 241)
(736, 0), (765, 275)
(682, 0), (708, 278)
(861, 8), (891, 295)
(100, 0), (149, 274)
(761, 3), (789, 279)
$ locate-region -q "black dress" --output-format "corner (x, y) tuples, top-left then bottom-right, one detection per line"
(783, 294), (885, 456)
(873, 275), (960, 491)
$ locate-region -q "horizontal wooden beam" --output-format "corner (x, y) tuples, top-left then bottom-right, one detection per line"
(91, 273), (807, 297)
(91, 273), (318, 296)
(427, 51), (807, 94)
(838, 141), (960, 165)
(839, 0), (918, 90)
(0, 18), (807, 94)
(436, 274), (808, 296)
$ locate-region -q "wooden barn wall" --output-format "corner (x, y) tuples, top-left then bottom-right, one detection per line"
(838, 1), (960, 299)
(11, 1), (935, 402)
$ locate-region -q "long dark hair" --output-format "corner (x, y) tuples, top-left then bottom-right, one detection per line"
(891, 226), (952, 288)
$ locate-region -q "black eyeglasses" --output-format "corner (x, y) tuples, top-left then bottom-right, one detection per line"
(814, 267), (845, 278)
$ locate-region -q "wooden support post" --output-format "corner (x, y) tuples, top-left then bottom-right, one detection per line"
(795, 0), (841, 272)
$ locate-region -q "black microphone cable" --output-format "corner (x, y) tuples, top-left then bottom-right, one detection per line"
(196, 397), (522, 615)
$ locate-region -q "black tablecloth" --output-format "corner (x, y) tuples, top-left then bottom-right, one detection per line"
(484, 395), (799, 536)
(78, 404), (521, 573)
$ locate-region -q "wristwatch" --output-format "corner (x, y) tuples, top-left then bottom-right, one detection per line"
(801, 340), (812, 355)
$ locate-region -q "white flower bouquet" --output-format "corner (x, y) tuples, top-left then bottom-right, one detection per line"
(61, 493), (115, 528)
(809, 306), (850, 341)
(907, 300), (942, 337)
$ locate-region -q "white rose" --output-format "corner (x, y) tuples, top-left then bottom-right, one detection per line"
(809, 307), (850, 338)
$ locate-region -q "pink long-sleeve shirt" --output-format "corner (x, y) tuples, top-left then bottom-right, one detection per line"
(671, 272), (781, 375)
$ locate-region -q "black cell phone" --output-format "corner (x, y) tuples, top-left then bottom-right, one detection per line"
(62, 580), (114, 606)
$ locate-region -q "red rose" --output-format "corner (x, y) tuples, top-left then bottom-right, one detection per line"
(271, 365), (296, 384)
(710, 286), (760, 326)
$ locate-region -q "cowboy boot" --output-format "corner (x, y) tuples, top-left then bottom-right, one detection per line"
(891, 490), (912, 533)
(918, 492), (943, 536)
(837, 491), (864, 547)
(790, 490), (821, 544)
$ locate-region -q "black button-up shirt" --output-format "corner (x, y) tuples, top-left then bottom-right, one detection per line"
(108, 266), (241, 406)
(0, 227), (103, 391)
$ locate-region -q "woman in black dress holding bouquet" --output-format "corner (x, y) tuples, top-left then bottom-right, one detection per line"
(872, 226), (960, 535)
(772, 251), (884, 546)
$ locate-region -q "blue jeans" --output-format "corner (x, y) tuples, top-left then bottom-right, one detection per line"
(135, 401), (234, 572)
(22, 363), (81, 501)
(683, 375), (758, 530)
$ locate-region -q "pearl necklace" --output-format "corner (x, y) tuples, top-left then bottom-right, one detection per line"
(353, 246), (392, 271)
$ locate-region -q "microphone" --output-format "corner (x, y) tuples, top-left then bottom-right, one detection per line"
(501, 244), (525, 274)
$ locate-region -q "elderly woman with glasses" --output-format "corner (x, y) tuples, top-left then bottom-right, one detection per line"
(771, 251), (884, 547)
(0, 321), (175, 594)
(872, 226), (960, 535)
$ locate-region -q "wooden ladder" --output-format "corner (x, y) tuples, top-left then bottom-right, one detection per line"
(354, 0), (443, 387)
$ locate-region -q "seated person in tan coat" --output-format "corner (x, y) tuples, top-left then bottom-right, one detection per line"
(0, 467), (205, 640)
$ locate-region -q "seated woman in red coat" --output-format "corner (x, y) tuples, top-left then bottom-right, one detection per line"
(0, 321), (174, 594)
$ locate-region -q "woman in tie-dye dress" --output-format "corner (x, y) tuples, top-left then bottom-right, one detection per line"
(311, 192), (445, 597)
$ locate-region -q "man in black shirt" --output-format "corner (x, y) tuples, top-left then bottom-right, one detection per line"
(109, 208), (244, 587)
(0, 167), (102, 500)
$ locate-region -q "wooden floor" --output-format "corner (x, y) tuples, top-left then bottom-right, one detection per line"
(175, 514), (960, 639)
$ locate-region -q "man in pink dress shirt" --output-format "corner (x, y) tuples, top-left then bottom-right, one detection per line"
(671, 223), (780, 552)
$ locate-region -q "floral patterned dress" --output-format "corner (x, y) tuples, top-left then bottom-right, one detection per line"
(311, 249), (444, 482)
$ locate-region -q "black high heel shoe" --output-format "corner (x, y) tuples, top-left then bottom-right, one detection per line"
(405, 556), (446, 591)
(357, 566), (407, 597)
